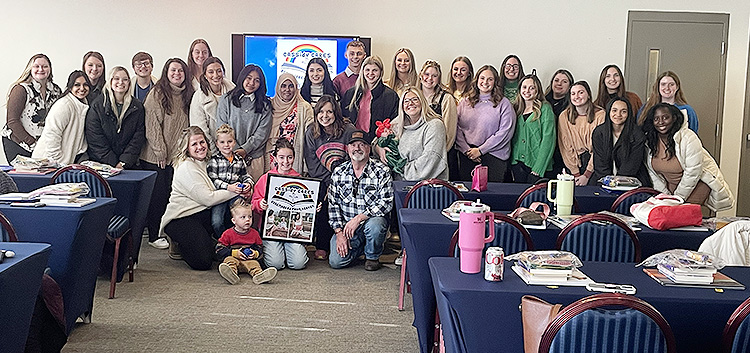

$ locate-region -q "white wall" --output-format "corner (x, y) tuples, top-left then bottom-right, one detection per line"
(0, 1), (748, 214)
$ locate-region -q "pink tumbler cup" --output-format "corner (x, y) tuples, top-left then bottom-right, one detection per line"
(458, 201), (495, 274)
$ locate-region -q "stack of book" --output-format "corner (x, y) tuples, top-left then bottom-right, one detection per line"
(512, 251), (592, 286)
(80, 161), (122, 178)
(656, 258), (716, 285)
(9, 156), (59, 174)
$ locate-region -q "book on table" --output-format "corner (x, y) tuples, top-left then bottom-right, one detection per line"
(643, 268), (745, 290)
(512, 265), (593, 286)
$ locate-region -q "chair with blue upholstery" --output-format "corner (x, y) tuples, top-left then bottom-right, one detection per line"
(51, 164), (131, 299)
(0, 211), (18, 242)
(556, 213), (641, 263)
(539, 293), (677, 353)
(723, 296), (750, 353)
(610, 187), (660, 214)
(399, 178), (463, 311)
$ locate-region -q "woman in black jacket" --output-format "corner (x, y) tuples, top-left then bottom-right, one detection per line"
(341, 55), (398, 143)
(85, 66), (146, 169)
(590, 96), (650, 186)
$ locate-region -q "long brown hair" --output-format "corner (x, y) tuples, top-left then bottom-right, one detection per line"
(564, 81), (601, 125)
(593, 64), (627, 108)
(198, 57), (225, 96)
(82, 51), (105, 90)
(447, 56), (474, 94)
(187, 39), (212, 79)
(154, 58), (193, 115)
(466, 65), (504, 108)
(386, 48), (418, 92)
(638, 71), (689, 125)
(311, 95), (346, 139)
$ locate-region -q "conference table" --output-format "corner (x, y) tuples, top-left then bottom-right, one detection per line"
(400, 208), (714, 353)
(0, 242), (51, 353)
(430, 257), (750, 353)
(0, 199), (116, 334)
(393, 180), (621, 212)
(10, 170), (157, 273)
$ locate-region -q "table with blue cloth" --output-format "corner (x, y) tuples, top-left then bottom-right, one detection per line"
(430, 257), (750, 353)
(10, 170), (157, 273)
(393, 180), (620, 212)
(399, 208), (714, 353)
(0, 199), (116, 335)
(0, 242), (51, 353)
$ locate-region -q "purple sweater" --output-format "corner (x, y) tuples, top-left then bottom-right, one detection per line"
(455, 94), (516, 160)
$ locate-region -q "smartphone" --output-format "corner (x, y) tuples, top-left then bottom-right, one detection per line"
(586, 282), (637, 295)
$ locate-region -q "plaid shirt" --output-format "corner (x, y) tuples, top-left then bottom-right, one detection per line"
(206, 151), (254, 190)
(328, 159), (393, 230)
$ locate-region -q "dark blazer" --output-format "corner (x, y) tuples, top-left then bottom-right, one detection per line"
(341, 81), (399, 143)
(590, 123), (651, 187)
(85, 94), (146, 168)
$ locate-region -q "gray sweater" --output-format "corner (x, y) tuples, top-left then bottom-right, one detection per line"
(398, 117), (448, 180)
(216, 93), (272, 159)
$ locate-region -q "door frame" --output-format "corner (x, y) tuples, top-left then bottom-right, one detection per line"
(736, 40), (750, 216)
(624, 10), (729, 160)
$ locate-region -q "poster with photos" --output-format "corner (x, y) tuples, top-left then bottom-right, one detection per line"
(262, 174), (321, 243)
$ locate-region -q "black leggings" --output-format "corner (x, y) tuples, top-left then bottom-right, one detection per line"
(141, 161), (174, 241)
(458, 152), (508, 183)
(314, 201), (334, 252)
(164, 209), (216, 271)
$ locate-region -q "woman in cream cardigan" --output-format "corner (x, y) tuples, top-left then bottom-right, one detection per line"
(161, 126), (235, 270)
(189, 57), (234, 146)
(642, 103), (733, 211)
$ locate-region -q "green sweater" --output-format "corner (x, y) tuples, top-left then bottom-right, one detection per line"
(511, 102), (556, 175)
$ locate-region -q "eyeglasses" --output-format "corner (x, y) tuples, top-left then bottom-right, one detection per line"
(134, 61), (152, 69)
(403, 97), (420, 105)
(505, 64), (520, 70)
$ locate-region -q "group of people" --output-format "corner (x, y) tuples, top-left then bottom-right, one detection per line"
(2, 38), (733, 278)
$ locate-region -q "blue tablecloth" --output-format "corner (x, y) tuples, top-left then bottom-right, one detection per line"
(0, 199), (116, 334)
(0, 242), (51, 353)
(400, 208), (714, 353)
(393, 180), (620, 212)
(11, 170), (157, 266)
(430, 257), (750, 353)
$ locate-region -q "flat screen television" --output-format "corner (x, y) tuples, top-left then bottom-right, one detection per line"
(231, 33), (371, 96)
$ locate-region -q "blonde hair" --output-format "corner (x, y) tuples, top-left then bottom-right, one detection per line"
(7, 54), (53, 103)
(229, 198), (252, 216)
(387, 48), (417, 93)
(514, 74), (545, 122)
(417, 60), (449, 102)
(393, 86), (441, 139)
(173, 126), (208, 165)
(102, 66), (134, 124)
(215, 123), (235, 140)
(348, 56), (384, 112)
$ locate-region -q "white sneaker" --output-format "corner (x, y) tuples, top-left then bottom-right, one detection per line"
(219, 263), (240, 284)
(252, 267), (277, 284)
(394, 251), (404, 266)
(148, 238), (169, 249)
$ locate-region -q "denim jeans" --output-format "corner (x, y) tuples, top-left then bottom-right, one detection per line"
(329, 216), (388, 269)
(263, 239), (309, 270)
(211, 196), (244, 238)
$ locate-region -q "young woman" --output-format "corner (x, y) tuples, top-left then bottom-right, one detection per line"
(591, 97), (650, 186)
(82, 51), (105, 104)
(593, 65), (642, 114)
(85, 67), (146, 169)
(448, 56), (474, 101)
(557, 81), (606, 185)
(455, 65), (516, 182)
(304, 95), (356, 260)
(386, 48), (418, 96)
(141, 58), (194, 250)
(418, 60), (459, 180)
(268, 72), (313, 173)
(639, 71), (698, 133)
(217, 64), (272, 181)
(510, 74), (556, 184)
(189, 57), (235, 145)
(498, 55), (524, 103)
(161, 126), (235, 270)
(33, 71), (90, 164)
(383, 87), (447, 180)
(544, 69), (574, 118)
(300, 58), (338, 105)
(2, 54), (62, 162)
(252, 139), (309, 270)
(643, 103), (732, 211)
(187, 39), (212, 90)
(341, 56), (399, 143)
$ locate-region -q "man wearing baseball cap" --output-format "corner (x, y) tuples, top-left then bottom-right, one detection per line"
(327, 128), (393, 270)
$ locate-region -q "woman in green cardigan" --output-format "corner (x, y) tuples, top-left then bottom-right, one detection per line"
(510, 73), (556, 183)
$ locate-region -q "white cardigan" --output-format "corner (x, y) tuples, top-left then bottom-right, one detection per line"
(159, 157), (235, 236)
(32, 93), (88, 164)
(645, 127), (733, 212)
(189, 77), (235, 144)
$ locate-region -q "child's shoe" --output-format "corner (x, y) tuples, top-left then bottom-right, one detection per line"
(252, 267), (277, 284)
(219, 263), (240, 284)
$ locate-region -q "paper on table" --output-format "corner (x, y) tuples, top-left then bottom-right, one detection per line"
(512, 265), (594, 287)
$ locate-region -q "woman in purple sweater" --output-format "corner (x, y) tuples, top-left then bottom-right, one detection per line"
(455, 65), (516, 181)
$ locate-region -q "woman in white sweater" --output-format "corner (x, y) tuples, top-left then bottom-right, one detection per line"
(379, 86), (448, 180)
(32, 70), (90, 164)
(160, 126), (235, 270)
(189, 57), (234, 146)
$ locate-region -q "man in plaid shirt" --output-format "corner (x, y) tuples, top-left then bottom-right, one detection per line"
(328, 129), (393, 271)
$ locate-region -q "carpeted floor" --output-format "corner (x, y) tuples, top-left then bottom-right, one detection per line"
(61, 236), (418, 353)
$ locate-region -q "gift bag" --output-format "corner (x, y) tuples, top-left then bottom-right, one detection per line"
(630, 194), (703, 230)
(471, 165), (488, 192)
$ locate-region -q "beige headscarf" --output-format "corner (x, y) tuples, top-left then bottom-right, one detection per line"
(267, 72), (312, 173)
